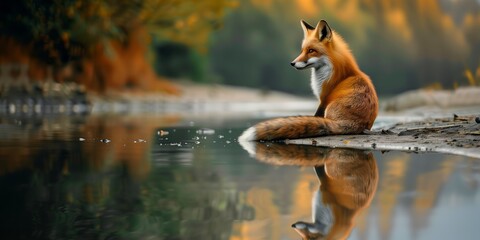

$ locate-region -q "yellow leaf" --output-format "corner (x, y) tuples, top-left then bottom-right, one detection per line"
(465, 69), (476, 86)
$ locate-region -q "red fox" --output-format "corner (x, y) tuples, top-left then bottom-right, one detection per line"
(239, 20), (378, 141)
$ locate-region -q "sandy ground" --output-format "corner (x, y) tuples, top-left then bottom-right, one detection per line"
(89, 82), (316, 115)
(382, 87), (480, 111)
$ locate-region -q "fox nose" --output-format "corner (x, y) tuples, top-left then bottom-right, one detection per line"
(290, 62), (295, 66)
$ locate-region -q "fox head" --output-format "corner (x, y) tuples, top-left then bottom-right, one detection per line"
(291, 20), (333, 70)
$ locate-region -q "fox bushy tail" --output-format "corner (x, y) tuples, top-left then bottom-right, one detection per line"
(239, 116), (346, 141)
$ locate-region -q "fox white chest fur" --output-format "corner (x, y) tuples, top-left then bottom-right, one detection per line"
(310, 56), (333, 99)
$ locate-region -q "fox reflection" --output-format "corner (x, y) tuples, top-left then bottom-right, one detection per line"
(240, 142), (378, 240)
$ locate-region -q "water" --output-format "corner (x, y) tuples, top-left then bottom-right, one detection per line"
(0, 114), (479, 240)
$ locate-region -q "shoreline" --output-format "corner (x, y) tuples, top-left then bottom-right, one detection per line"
(286, 115), (480, 159)
(1, 83), (480, 159)
(1, 82), (480, 117)
(0, 82), (315, 115)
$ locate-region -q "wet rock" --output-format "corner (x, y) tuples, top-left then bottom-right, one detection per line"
(381, 129), (395, 135)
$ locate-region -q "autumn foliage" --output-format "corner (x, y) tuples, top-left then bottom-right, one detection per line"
(0, 0), (236, 94)
(75, 27), (180, 94)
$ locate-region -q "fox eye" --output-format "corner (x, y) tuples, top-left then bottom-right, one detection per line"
(308, 49), (316, 53)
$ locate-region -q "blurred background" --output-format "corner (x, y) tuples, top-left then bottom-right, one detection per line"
(1, 2), (480, 239)
(1, 0), (479, 99)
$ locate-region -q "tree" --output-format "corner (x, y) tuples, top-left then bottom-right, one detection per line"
(0, 0), (236, 93)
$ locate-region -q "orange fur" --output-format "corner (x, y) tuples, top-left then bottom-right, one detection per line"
(240, 20), (378, 141)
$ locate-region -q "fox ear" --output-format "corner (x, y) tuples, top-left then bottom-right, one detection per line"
(300, 20), (315, 38)
(315, 20), (332, 42)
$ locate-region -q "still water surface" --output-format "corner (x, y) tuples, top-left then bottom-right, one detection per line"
(0, 114), (479, 240)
